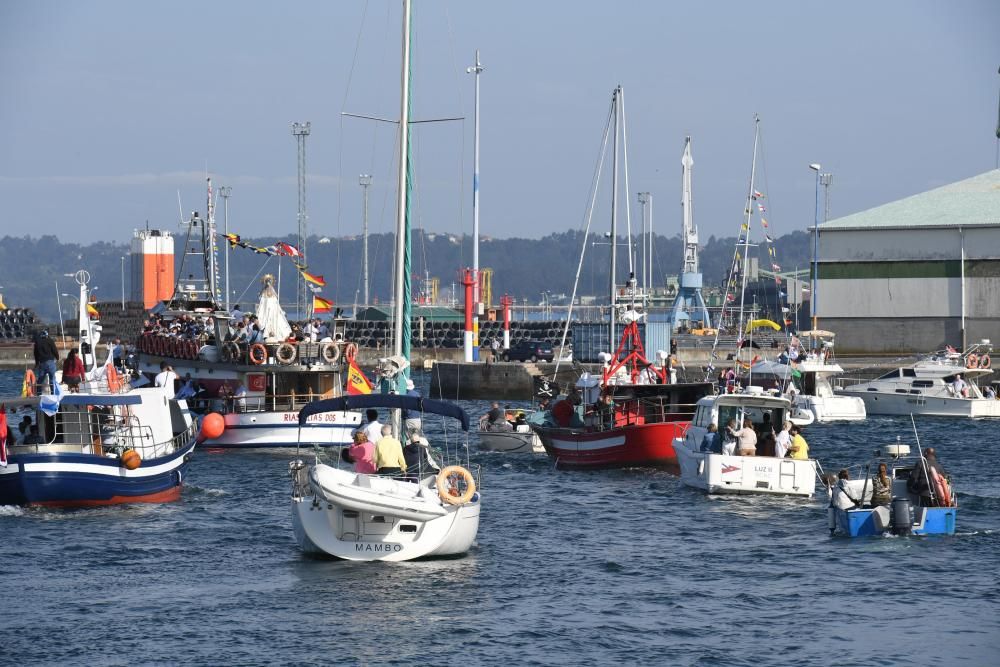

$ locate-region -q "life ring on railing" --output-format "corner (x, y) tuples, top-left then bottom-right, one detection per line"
(275, 342), (297, 365)
(320, 342), (341, 364)
(979, 354), (991, 369)
(966, 354), (979, 369)
(344, 342), (359, 363)
(23, 368), (36, 397)
(436, 465), (476, 505)
(248, 343), (267, 365)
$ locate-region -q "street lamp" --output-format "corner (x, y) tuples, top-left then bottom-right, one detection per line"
(809, 163), (822, 330)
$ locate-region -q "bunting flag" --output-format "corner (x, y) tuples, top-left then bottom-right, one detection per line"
(761, 218), (769, 228)
(301, 271), (326, 287)
(753, 190), (764, 199)
(345, 359), (373, 395)
(307, 284), (323, 294)
(253, 246), (275, 255)
(87, 303), (100, 318)
(225, 233), (241, 246)
(757, 203), (766, 213)
(277, 242), (302, 257)
(313, 296), (333, 314)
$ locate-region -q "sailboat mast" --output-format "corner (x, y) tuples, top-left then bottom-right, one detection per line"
(392, 0), (412, 384)
(736, 117), (760, 358)
(609, 86), (621, 348)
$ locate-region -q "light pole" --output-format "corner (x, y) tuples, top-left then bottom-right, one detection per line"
(809, 163), (822, 330)
(219, 185), (232, 311)
(467, 50), (485, 360)
(359, 174), (372, 307)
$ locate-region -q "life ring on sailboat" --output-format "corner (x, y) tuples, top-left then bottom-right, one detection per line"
(929, 466), (953, 507)
(320, 342), (341, 364)
(436, 466), (476, 505)
(248, 343), (268, 365)
(966, 354), (979, 369)
(344, 342), (359, 363)
(23, 368), (36, 397)
(979, 354), (991, 369)
(275, 342), (297, 365)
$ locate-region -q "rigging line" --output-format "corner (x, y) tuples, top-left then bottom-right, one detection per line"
(233, 255), (274, 306)
(619, 87), (634, 276)
(554, 97), (616, 376)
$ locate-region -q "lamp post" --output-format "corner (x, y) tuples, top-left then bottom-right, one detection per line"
(809, 163), (822, 330)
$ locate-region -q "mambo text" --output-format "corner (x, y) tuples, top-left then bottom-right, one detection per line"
(355, 543), (403, 553)
(282, 413), (343, 423)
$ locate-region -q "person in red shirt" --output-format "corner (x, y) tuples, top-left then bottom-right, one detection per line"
(551, 398), (573, 427)
(62, 349), (86, 393)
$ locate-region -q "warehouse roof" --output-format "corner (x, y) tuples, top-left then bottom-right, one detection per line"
(820, 169), (1000, 231)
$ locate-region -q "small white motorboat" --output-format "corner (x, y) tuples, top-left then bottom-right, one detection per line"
(290, 394), (481, 562)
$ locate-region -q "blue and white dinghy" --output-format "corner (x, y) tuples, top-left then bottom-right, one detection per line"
(828, 435), (957, 538)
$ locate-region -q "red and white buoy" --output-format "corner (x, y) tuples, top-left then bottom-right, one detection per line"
(501, 293), (513, 350)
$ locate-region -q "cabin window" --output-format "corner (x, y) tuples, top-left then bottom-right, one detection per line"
(911, 380), (934, 388)
(875, 370), (899, 380)
(902, 368), (916, 377)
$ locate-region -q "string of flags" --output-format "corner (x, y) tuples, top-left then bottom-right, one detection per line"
(223, 232), (332, 314)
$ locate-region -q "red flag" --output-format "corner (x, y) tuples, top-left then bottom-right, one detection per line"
(278, 242), (302, 257)
(313, 295), (333, 314)
(301, 270), (326, 287)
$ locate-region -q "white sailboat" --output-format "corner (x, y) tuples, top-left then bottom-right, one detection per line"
(676, 117), (820, 497)
(289, 0), (481, 561)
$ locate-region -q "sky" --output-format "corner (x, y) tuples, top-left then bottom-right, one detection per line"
(0, 0), (998, 247)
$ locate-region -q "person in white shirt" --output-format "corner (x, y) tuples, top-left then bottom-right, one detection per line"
(774, 421), (792, 458)
(951, 374), (968, 398)
(153, 361), (177, 398)
(354, 409), (383, 445)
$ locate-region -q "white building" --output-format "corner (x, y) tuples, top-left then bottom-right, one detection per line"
(816, 169), (1000, 353)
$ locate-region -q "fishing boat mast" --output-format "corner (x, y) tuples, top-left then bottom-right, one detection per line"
(736, 117), (760, 366)
(608, 86), (621, 348)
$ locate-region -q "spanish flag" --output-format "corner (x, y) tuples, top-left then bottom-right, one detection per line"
(313, 295), (333, 314)
(87, 303), (100, 318)
(346, 359), (373, 395)
(301, 270), (326, 287)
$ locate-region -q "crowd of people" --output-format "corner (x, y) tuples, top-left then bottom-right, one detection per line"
(30, 330), (128, 396)
(698, 415), (810, 460)
(830, 448), (952, 511)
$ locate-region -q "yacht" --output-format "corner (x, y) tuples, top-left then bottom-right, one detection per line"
(837, 342), (999, 418)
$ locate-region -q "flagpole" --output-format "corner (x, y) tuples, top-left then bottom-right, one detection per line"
(277, 259), (282, 313)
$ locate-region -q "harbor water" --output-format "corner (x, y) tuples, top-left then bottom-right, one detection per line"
(2, 370), (998, 666)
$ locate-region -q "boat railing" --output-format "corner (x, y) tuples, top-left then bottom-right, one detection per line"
(26, 410), (196, 459)
(578, 397), (700, 432)
(188, 393), (335, 415)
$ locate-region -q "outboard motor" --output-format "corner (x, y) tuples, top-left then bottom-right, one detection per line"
(827, 507), (837, 535)
(891, 496), (913, 536)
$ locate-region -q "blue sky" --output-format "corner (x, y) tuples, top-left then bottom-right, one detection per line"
(1, 0), (998, 245)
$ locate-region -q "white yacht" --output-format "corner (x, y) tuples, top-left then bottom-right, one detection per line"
(675, 389), (819, 498)
(837, 342), (999, 418)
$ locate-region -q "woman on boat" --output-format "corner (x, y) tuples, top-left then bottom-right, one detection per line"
(871, 462), (892, 506)
(733, 417), (757, 457)
(774, 421), (792, 458)
(61, 349), (85, 393)
(346, 431), (376, 474)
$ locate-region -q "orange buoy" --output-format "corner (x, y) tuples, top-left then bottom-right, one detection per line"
(121, 450), (142, 470)
(199, 412), (226, 442)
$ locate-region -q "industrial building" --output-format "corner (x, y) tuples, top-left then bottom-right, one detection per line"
(816, 169), (1000, 353)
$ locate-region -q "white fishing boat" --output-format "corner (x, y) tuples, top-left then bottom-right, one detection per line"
(478, 421), (544, 454)
(837, 342), (1000, 418)
(675, 391), (818, 497)
(134, 196), (362, 448)
(290, 395), (480, 561)
(289, 0), (480, 561)
(677, 117), (820, 497)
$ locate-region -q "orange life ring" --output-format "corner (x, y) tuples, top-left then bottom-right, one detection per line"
(248, 343), (267, 365)
(966, 354), (978, 369)
(929, 466), (953, 507)
(436, 466), (476, 505)
(344, 342), (359, 363)
(23, 368), (36, 397)
(979, 354), (991, 369)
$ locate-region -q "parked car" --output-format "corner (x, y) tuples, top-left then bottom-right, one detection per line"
(504, 340), (554, 362)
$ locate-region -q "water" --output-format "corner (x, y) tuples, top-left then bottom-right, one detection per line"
(2, 369), (998, 666)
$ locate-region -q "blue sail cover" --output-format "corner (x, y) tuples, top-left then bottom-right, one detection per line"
(298, 394), (470, 431)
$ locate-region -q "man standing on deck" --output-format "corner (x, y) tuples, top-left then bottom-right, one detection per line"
(33, 330), (60, 395)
